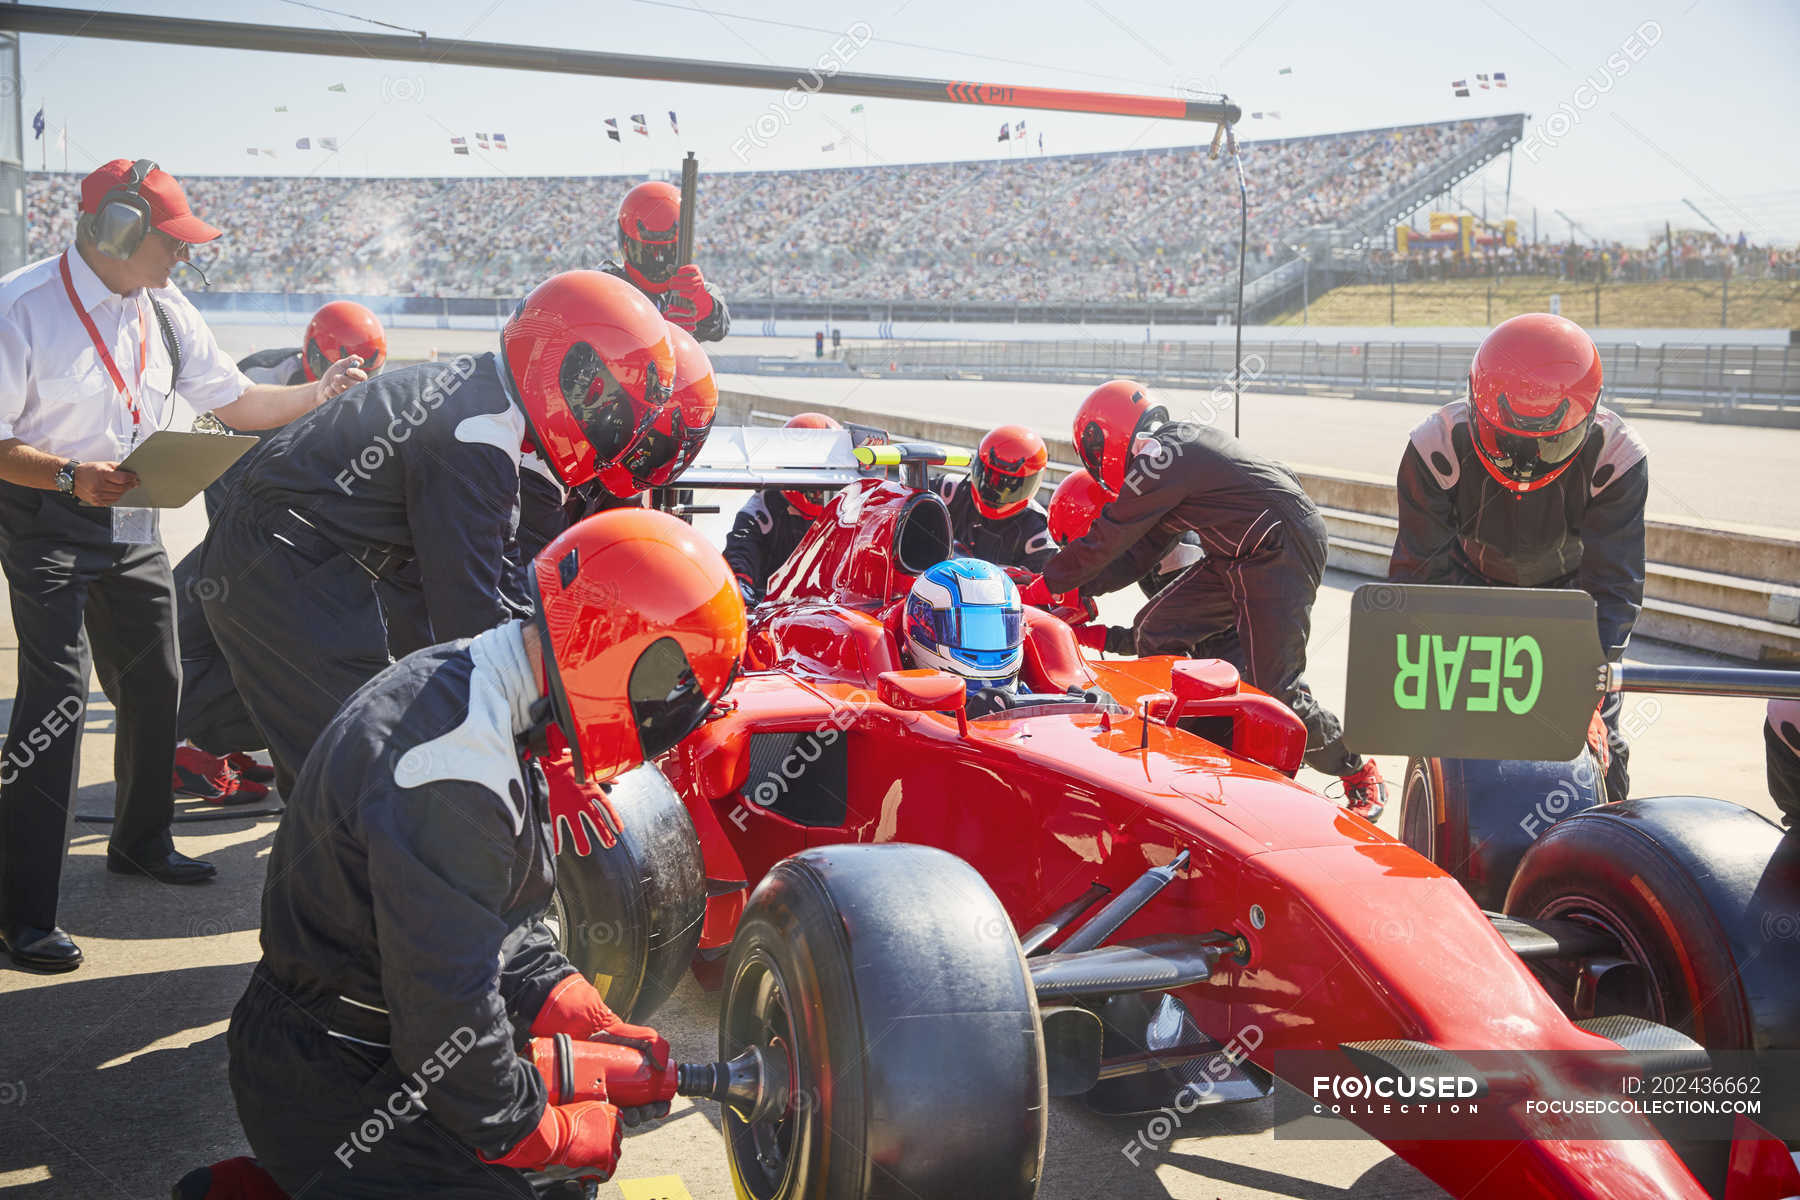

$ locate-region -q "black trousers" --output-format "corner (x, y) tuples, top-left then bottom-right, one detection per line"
(0, 482), (180, 930)
(229, 963), (536, 1199)
(1130, 507), (1362, 777)
(172, 542), (266, 756)
(199, 504), (390, 798)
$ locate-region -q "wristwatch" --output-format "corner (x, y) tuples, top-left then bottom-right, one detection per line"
(54, 460), (79, 495)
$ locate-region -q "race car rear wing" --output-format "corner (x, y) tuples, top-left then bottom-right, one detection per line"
(673, 424), (969, 492)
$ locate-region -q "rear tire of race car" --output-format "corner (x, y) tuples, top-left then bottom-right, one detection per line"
(718, 843), (1047, 1200)
(549, 763), (706, 1024)
(1504, 795), (1800, 1052)
(1399, 754), (1605, 911)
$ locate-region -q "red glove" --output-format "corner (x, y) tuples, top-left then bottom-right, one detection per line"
(1002, 565), (1034, 586)
(539, 728), (622, 856)
(662, 264), (715, 329)
(530, 1035), (678, 1126)
(532, 975), (671, 1073)
(1017, 574), (1053, 608)
(481, 1100), (622, 1181)
(1587, 700), (1612, 774)
(1073, 623), (1110, 653)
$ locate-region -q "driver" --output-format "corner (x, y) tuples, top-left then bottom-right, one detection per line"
(190, 509), (747, 1199)
(903, 558), (1100, 718)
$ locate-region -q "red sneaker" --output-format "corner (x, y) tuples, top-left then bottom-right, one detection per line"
(1339, 760), (1388, 822)
(226, 752), (276, 785)
(172, 746), (236, 802)
(221, 769), (271, 804)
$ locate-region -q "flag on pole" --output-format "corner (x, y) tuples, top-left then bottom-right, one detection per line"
(630, 113), (646, 126)
(274, 105), (288, 112)
(850, 103), (864, 113)
(1476, 73), (1491, 89)
(477, 133), (490, 149)
(605, 117), (621, 142)
(321, 136), (339, 151)
(31, 107), (43, 139)
(606, 128), (621, 142)
(295, 137), (312, 150)
(634, 125), (649, 137)
(631, 113), (649, 136)
(1277, 66), (1293, 75)
(327, 82), (347, 93)
(494, 133), (507, 149)
(1037, 132), (1043, 152)
(997, 122), (1011, 142)
(668, 110), (679, 133)
(451, 136), (469, 155)
(1015, 120), (1025, 135)
(246, 147), (258, 156)
(1451, 79), (1470, 97)
(1494, 71), (1508, 88)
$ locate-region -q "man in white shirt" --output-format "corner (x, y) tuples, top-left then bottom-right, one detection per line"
(0, 158), (364, 972)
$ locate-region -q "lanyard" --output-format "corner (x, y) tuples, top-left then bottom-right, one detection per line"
(59, 250), (148, 433)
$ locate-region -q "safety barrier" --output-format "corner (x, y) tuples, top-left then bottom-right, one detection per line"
(844, 339), (1800, 425)
(718, 388), (1800, 663)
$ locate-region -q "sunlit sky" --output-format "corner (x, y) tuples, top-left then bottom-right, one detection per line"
(16, 0), (1800, 241)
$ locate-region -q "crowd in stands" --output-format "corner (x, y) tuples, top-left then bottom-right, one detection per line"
(26, 118), (1514, 303)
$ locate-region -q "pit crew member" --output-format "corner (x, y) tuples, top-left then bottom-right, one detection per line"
(603, 180), (730, 342)
(210, 510), (747, 1198)
(723, 411), (841, 604)
(1030, 379), (1388, 819)
(1388, 313), (1647, 803)
(200, 270), (676, 797)
(930, 424), (1056, 573)
(1045, 466), (1202, 656)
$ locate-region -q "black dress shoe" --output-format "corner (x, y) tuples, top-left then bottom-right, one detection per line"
(106, 848), (218, 884)
(1, 925), (83, 972)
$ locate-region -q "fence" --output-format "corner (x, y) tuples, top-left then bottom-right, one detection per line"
(845, 338), (1800, 420)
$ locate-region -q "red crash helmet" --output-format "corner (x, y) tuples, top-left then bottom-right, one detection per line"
(971, 425), (1048, 520)
(531, 508), (746, 784)
(618, 180), (682, 289)
(1073, 379), (1167, 495)
(598, 322), (718, 496)
(781, 411), (842, 519)
(1047, 467), (1112, 546)
(1468, 313), (1603, 494)
(502, 270), (675, 488)
(303, 300), (386, 381)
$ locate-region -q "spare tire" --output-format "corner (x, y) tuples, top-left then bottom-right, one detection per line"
(719, 843), (1047, 1200)
(548, 763), (706, 1024)
(1505, 795), (1800, 1051)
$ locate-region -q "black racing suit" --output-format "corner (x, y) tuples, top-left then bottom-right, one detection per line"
(199, 352), (532, 797)
(1042, 421), (1362, 778)
(599, 260), (730, 343)
(229, 622), (571, 1198)
(1388, 400), (1648, 801)
(723, 489), (815, 602)
(1096, 532), (1205, 656)
(930, 474), (1057, 573)
(171, 348), (302, 754)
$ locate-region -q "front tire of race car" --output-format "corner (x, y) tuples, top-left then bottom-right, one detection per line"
(1504, 795), (1800, 1052)
(549, 763), (706, 1024)
(718, 843), (1047, 1200)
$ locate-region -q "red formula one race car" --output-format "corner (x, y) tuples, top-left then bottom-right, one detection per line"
(546, 441), (1800, 1200)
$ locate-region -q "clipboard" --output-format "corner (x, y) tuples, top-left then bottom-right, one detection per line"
(114, 430), (261, 508)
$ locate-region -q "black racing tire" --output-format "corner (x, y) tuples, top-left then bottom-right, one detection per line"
(1398, 754), (1605, 911)
(1505, 796), (1800, 1051)
(718, 843), (1047, 1200)
(549, 764), (706, 1024)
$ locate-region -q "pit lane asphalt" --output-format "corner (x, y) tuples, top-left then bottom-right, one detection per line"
(0, 358), (1784, 1198)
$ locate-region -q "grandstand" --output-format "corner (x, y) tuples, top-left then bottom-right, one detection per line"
(25, 116), (1521, 318)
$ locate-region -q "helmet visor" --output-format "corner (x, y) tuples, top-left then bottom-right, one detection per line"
(623, 235), (681, 285)
(910, 602), (1023, 654)
(972, 461), (1041, 515)
(1076, 421), (1107, 482)
(1474, 411), (1592, 485)
(565, 343), (673, 465)
(629, 636), (712, 759)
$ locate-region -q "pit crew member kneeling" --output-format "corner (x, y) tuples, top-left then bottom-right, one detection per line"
(181, 511), (747, 1199)
(1388, 313), (1646, 804)
(1026, 380), (1387, 819)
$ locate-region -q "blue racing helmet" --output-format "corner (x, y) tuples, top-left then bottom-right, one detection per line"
(904, 558), (1024, 691)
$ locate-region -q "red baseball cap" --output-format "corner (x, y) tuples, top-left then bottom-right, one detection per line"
(80, 158), (221, 245)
